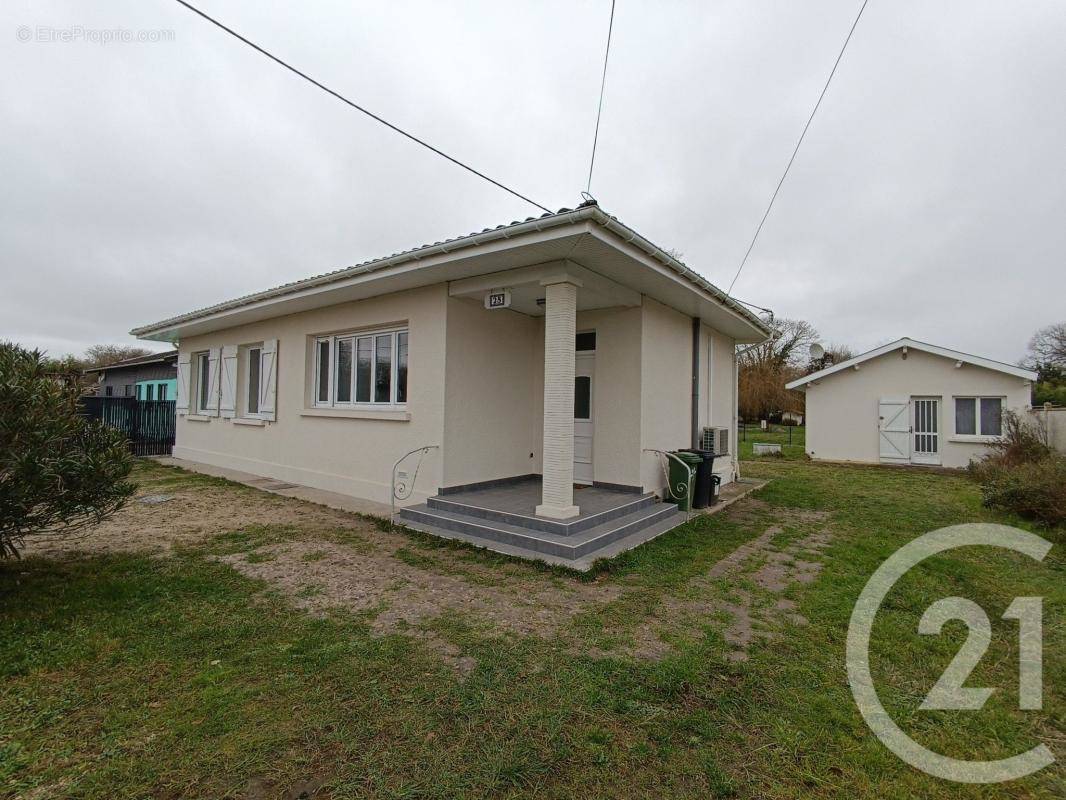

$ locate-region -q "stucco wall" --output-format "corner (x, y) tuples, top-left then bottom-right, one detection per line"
(442, 298), (539, 487)
(442, 302), (645, 490)
(173, 284), (447, 505)
(171, 281), (740, 505)
(698, 325), (737, 478)
(639, 298), (694, 491)
(804, 348), (1033, 468)
(578, 306), (643, 488)
(1029, 406), (1066, 454)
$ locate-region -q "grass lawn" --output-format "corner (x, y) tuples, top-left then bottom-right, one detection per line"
(0, 460), (1062, 799)
(738, 424), (807, 461)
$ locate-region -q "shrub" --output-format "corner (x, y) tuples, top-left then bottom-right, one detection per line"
(974, 456), (1066, 526)
(0, 343), (135, 557)
(968, 410), (1064, 526)
(980, 410), (1050, 468)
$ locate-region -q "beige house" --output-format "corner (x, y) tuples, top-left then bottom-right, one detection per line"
(132, 204), (770, 567)
(786, 338), (1037, 468)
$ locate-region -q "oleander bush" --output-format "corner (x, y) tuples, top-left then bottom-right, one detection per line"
(0, 342), (134, 557)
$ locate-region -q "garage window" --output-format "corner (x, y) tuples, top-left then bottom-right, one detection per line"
(955, 397), (1003, 437)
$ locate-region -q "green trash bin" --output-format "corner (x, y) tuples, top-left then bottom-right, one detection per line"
(664, 451), (701, 511)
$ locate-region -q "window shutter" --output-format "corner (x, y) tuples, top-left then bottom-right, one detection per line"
(259, 339), (277, 421)
(176, 353), (191, 415)
(206, 347), (222, 417)
(219, 345), (238, 418)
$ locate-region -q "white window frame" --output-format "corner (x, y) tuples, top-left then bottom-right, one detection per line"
(312, 326), (408, 409)
(195, 352), (212, 414)
(953, 395), (1005, 439)
(244, 345), (264, 418)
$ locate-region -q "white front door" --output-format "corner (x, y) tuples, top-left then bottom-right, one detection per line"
(911, 397), (941, 465)
(878, 398), (910, 462)
(574, 352), (594, 484)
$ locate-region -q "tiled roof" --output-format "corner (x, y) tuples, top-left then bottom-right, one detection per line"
(132, 203), (770, 337)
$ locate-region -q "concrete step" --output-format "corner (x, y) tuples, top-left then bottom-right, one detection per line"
(398, 500), (684, 561)
(398, 506), (690, 571)
(426, 491), (656, 536)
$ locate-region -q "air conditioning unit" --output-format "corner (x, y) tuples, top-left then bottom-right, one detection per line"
(701, 426), (730, 456)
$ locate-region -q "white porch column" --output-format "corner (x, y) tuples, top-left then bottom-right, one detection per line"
(536, 277), (581, 519)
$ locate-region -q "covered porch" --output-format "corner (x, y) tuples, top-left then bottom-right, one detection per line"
(399, 476), (686, 570)
(444, 259), (643, 520)
(398, 475), (764, 570)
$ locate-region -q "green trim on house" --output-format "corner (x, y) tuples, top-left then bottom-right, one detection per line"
(136, 379), (177, 401)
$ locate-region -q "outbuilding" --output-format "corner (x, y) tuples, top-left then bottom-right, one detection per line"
(786, 338), (1036, 468)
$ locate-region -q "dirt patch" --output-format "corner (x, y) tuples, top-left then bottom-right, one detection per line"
(218, 538), (620, 674)
(22, 484), (372, 558)
(24, 465), (836, 674)
(625, 517), (836, 663)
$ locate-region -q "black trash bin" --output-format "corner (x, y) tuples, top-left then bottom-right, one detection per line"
(682, 449), (717, 509)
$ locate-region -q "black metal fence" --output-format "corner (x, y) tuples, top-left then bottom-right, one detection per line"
(80, 397), (176, 456)
(739, 421), (803, 446)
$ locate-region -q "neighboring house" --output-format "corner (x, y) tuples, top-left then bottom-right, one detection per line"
(786, 338), (1037, 468)
(131, 204), (770, 566)
(85, 351), (178, 399)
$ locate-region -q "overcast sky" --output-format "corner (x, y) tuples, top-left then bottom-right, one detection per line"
(3, 0), (1064, 364)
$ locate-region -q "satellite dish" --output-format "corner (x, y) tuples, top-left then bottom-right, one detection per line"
(809, 343), (825, 361)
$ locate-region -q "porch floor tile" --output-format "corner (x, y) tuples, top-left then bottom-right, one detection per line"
(439, 478), (643, 522)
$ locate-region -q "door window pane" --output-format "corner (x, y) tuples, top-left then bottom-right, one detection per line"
(336, 339), (353, 402)
(317, 340), (330, 402)
(980, 398), (1002, 436)
(146, 384), (154, 401)
(574, 376), (591, 420)
(248, 348), (261, 414)
(955, 398), (976, 435)
(375, 334), (392, 403)
(159, 384), (167, 400)
(356, 337), (372, 402)
(396, 332), (408, 404)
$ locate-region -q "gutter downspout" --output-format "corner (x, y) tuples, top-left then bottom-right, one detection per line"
(691, 317), (701, 449)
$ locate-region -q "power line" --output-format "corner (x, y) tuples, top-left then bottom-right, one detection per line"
(171, 0), (552, 214)
(585, 0), (617, 195)
(726, 0), (870, 294)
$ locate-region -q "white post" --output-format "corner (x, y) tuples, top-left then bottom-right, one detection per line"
(536, 277), (581, 519)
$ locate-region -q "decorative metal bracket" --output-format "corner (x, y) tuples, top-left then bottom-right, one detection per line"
(643, 448), (695, 520)
(390, 445), (439, 527)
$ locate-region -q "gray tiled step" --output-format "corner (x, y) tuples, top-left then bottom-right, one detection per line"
(426, 492), (656, 536)
(399, 508), (690, 571)
(398, 501), (680, 559)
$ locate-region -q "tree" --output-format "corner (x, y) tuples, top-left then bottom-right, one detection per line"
(1025, 323), (1066, 367)
(0, 343), (135, 558)
(805, 344), (854, 375)
(1025, 323), (1066, 407)
(84, 344), (154, 369)
(738, 318), (820, 421)
(738, 318), (819, 372)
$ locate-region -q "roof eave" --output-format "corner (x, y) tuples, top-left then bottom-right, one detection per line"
(787, 337), (1037, 388)
(130, 206), (771, 341)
